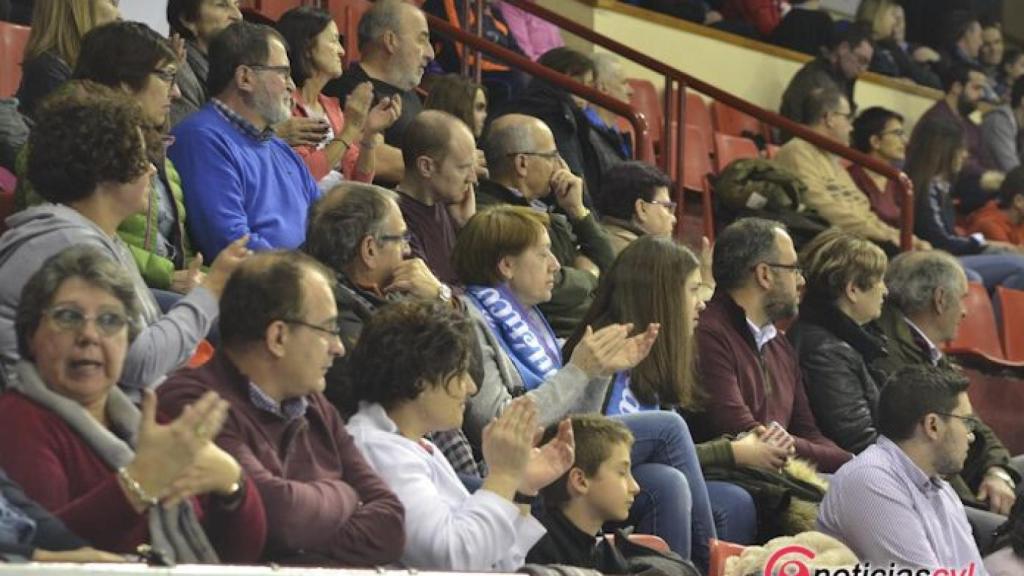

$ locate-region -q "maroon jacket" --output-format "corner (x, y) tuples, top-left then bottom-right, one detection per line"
(692, 291), (852, 473)
(159, 353), (405, 567)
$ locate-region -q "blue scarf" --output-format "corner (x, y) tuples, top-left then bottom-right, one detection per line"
(604, 371), (659, 415)
(465, 284), (561, 391)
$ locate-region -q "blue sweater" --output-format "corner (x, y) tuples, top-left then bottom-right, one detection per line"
(169, 103), (320, 258)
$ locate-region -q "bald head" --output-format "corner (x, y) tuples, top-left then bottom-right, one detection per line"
(484, 114), (553, 178)
(402, 109), (471, 168)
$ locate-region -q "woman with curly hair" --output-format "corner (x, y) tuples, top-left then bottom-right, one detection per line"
(0, 86), (248, 396)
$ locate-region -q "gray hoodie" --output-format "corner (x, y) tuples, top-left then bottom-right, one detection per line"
(0, 204), (218, 392)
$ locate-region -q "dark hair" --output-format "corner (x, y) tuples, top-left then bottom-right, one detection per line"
(999, 166), (1024, 209)
(1010, 75), (1024, 111)
(904, 118), (965, 210)
(347, 299), (473, 410)
(851, 106), (904, 153)
(74, 21), (177, 94)
(712, 218), (785, 291)
(275, 6), (334, 88)
(565, 236), (702, 408)
(305, 182), (399, 272)
(28, 86), (150, 204)
(944, 10), (980, 49)
(167, 0), (202, 40)
(938, 60), (984, 94)
(218, 251), (336, 348)
(424, 74), (485, 134)
(598, 161), (673, 221)
(537, 47), (594, 79)
(801, 85), (844, 127)
(993, 497), (1024, 559)
(16, 245), (142, 359)
(828, 21), (873, 52)
(877, 365), (969, 441)
(1001, 48), (1024, 87)
(539, 414), (633, 510)
(401, 110), (461, 169)
(207, 20), (288, 97)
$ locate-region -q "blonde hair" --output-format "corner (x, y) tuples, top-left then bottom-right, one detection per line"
(25, 0), (108, 67)
(855, 0), (899, 41)
(799, 227), (887, 303)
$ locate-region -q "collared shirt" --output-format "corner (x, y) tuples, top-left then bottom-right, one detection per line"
(247, 382), (308, 421)
(746, 318), (779, 352)
(904, 318), (943, 366)
(818, 436), (987, 573)
(211, 98), (275, 142)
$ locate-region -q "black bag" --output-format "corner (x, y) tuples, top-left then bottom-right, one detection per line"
(594, 528), (701, 576)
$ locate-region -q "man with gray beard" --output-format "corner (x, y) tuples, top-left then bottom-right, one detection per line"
(169, 20), (321, 260)
(691, 218), (852, 473)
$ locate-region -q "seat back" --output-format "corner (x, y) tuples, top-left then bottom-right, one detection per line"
(241, 0), (302, 21)
(627, 78), (662, 148)
(997, 286), (1024, 362)
(711, 100), (766, 141)
(682, 91), (714, 157)
(709, 539), (746, 576)
(682, 124), (713, 192)
(0, 22), (31, 98)
(713, 132), (760, 173)
(945, 282), (1005, 360)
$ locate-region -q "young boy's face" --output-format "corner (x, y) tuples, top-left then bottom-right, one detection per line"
(580, 442), (640, 523)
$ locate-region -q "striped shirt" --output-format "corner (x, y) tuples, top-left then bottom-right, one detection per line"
(818, 436), (987, 574)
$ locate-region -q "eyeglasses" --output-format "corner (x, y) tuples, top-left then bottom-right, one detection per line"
(644, 199), (678, 213)
(42, 307), (130, 337)
(280, 318), (342, 339)
(246, 64), (292, 81)
(934, 412), (980, 433)
(377, 232), (412, 245)
(761, 262), (803, 275)
(506, 150), (561, 160)
(151, 68), (178, 84)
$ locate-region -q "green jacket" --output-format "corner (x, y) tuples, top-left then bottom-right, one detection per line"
(15, 150), (194, 289)
(872, 303), (1019, 506)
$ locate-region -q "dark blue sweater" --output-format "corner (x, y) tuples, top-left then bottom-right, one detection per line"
(169, 103), (320, 259)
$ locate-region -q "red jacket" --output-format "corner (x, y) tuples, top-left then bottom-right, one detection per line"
(964, 200), (1024, 245)
(0, 391), (266, 560)
(692, 291), (852, 472)
(290, 91), (374, 183)
(721, 0), (784, 37)
(159, 352), (405, 567)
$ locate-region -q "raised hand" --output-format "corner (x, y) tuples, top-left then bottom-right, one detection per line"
(480, 397), (538, 500)
(549, 165), (586, 220)
(520, 418), (575, 495)
(568, 323), (660, 378)
(343, 82), (374, 133)
(202, 235), (251, 298)
(170, 253), (205, 295)
(364, 94), (402, 136)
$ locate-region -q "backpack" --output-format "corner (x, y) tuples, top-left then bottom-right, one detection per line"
(594, 528), (702, 576)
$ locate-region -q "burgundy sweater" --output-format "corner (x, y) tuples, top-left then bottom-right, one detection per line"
(0, 391), (266, 561)
(692, 291), (852, 473)
(159, 353), (405, 567)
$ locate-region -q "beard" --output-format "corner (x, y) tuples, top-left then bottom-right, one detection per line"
(934, 430), (968, 477)
(957, 94), (977, 118)
(251, 84), (291, 126)
(764, 284), (799, 323)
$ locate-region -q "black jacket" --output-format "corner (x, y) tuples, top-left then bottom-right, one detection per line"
(500, 80), (600, 207)
(0, 469), (87, 560)
(786, 296), (889, 454)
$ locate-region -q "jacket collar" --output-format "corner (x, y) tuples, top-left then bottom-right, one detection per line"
(798, 294), (888, 363)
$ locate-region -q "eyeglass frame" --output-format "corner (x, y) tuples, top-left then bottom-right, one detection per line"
(151, 67), (178, 85)
(279, 318), (342, 339)
(758, 262), (804, 275)
(376, 231), (413, 246)
(644, 199), (678, 213)
(41, 306), (131, 337)
(933, 412), (981, 433)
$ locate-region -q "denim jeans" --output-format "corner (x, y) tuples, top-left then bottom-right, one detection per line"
(706, 481), (758, 544)
(960, 254), (1024, 291)
(613, 411), (716, 570)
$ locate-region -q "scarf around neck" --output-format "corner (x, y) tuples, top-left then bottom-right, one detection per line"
(465, 283), (561, 391)
(8, 360), (219, 564)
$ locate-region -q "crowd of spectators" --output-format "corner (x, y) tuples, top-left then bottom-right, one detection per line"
(1, 0), (1024, 575)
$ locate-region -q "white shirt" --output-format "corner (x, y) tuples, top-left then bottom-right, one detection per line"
(346, 402), (545, 571)
(746, 318), (779, 352)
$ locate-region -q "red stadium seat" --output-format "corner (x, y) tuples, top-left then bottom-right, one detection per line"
(945, 282), (1024, 367)
(713, 132), (760, 173)
(681, 124), (715, 241)
(0, 167), (15, 235)
(240, 0), (302, 21)
(682, 91), (714, 159)
(0, 21), (31, 98)
(709, 539), (746, 576)
(711, 100), (766, 142)
(766, 143), (782, 159)
(325, 0), (374, 65)
(996, 286), (1024, 362)
(628, 78), (663, 150)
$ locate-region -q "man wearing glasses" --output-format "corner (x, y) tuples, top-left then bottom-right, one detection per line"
(873, 250), (1019, 548)
(693, 218), (852, 473)
(819, 365), (988, 572)
(159, 251), (405, 567)
(476, 114), (615, 338)
(169, 21), (321, 261)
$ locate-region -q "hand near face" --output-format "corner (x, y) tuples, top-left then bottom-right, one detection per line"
(383, 258), (443, 300)
(520, 418), (575, 495)
(446, 181), (477, 228)
(550, 166), (587, 220)
(474, 149), (490, 181)
(169, 33), (187, 66)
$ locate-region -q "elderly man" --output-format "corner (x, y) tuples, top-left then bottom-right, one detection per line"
(477, 113), (615, 337)
(818, 365), (988, 571)
(872, 251), (1019, 534)
(325, 0), (434, 183)
(775, 86), (928, 252)
(584, 52), (633, 192)
(692, 218), (852, 473)
(159, 251), (405, 567)
(981, 77), (1024, 173)
(395, 110), (478, 287)
(169, 21), (320, 259)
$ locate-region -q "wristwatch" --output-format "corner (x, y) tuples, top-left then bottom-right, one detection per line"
(437, 283), (452, 303)
(987, 467), (1016, 490)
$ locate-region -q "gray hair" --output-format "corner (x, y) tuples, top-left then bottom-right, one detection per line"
(884, 250), (965, 315)
(591, 52), (621, 84)
(357, 0), (405, 51)
(484, 114), (543, 178)
(712, 218), (787, 291)
(304, 182), (400, 273)
(16, 246), (142, 359)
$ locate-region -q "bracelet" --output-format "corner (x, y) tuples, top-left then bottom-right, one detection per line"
(118, 467), (159, 509)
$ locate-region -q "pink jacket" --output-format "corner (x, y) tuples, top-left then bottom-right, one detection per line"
(495, 1), (564, 61)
